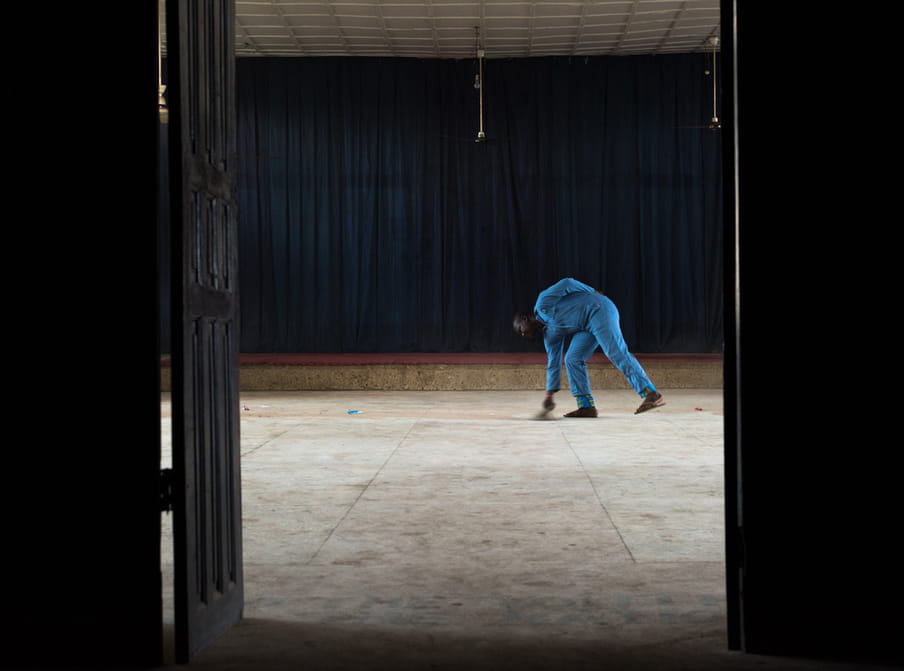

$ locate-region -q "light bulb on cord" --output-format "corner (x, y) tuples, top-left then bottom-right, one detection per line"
(158, 84), (169, 124)
(157, 0), (168, 124)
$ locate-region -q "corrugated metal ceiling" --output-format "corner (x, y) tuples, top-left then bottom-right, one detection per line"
(163, 1), (721, 59)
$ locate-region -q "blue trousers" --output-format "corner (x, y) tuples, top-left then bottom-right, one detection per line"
(564, 295), (654, 397)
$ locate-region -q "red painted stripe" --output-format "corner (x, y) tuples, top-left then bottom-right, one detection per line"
(161, 353), (722, 366)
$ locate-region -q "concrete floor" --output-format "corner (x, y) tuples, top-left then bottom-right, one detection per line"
(156, 390), (881, 670)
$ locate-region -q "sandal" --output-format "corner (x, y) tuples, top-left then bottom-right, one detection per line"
(635, 391), (665, 414)
(564, 406), (598, 418)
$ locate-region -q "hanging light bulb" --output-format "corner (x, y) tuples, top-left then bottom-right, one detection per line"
(157, 0), (169, 124)
(158, 84), (169, 124)
(707, 36), (720, 131)
(474, 27), (486, 142)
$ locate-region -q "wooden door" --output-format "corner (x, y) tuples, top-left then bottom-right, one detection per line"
(166, 0), (243, 663)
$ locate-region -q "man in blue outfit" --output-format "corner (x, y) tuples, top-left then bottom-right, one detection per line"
(513, 277), (664, 417)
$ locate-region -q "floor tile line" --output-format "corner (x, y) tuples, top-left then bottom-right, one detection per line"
(306, 419), (420, 563)
(240, 426), (299, 458)
(558, 424), (637, 563)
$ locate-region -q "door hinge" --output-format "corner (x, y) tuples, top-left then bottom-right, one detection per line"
(159, 468), (174, 513)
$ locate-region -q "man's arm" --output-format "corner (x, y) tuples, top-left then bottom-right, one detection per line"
(544, 332), (565, 392)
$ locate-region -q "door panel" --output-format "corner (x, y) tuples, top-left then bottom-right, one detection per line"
(167, 0), (243, 663)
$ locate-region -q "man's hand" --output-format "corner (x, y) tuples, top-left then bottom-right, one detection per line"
(543, 392), (556, 411)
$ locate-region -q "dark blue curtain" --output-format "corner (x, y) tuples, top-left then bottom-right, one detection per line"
(235, 54), (722, 353)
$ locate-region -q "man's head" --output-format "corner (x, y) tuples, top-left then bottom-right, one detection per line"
(513, 312), (543, 338)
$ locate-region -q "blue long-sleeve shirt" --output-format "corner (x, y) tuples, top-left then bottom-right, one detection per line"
(534, 278), (598, 392)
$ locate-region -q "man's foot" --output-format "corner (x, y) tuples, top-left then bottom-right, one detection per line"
(564, 406), (598, 418)
(635, 390), (665, 414)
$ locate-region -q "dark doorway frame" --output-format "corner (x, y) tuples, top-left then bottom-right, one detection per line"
(722, 0), (901, 665)
(6, 1), (900, 668)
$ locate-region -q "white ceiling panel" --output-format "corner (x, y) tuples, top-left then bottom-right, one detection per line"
(162, 1), (720, 59)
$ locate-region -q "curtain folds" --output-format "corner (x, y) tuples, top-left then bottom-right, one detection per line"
(235, 54), (722, 353)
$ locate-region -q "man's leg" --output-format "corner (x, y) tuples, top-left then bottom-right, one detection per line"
(563, 331), (599, 417)
(594, 327), (655, 394)
(590, 297), (663, 412)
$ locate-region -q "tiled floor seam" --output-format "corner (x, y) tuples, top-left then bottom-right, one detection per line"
(307, 417), (424, 563)
(557, 421), (638, 563)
